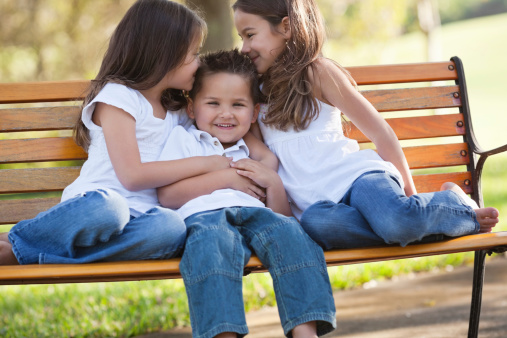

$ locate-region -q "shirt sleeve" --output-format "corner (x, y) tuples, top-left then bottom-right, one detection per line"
(81, 83), (141, 131)
(159, 126), (200, 161)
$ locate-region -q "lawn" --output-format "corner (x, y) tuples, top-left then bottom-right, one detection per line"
(1, 13), (507, 338)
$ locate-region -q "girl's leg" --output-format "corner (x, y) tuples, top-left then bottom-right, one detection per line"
(180, 209), (249, 338)
(300, 200), (385, 250)
(8, 189), (130, 264)
(0, 241), (18, 265)
(346, 172), (483, 247)
(236, 208), (336, 337)
(42, 206), (187, 263)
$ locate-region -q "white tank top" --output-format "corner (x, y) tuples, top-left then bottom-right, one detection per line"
(258, 101), (403, 220)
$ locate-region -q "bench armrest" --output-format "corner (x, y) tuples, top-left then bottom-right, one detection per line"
(475, 143), (507, 157)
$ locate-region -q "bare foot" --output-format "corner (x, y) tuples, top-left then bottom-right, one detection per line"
(0, 241), (19, 265)
(475, 207), (500, 233)
(441, 182), (499, 233)
(0, 232), (10, 242)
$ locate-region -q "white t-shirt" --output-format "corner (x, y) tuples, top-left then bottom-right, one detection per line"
(62, 83), (192, 217)
(258, 101), (403, 220)
(159, 125), (265, 219)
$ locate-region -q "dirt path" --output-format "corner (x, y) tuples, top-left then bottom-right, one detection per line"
(137, 257), (507, 338)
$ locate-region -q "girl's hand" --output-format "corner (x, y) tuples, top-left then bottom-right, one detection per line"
(231, 158), (281, 190)
(223, 168), (266, 201)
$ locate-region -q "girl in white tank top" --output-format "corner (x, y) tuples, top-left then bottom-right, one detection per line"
(232, 0), (499, 249)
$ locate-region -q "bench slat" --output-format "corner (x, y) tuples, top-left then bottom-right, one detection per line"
(0, 62), (457, 104)
(0, 137), (88, 163)
(349, 61), (457, 85)
(0, 197), (61, 225)
(0, 81), (89, 104)
(1, 231), (505, 285)
(0, 138), (468, 169)
(347, 113), (466, 143)
(0, 172), (473, 225)
(0, 167), (81, 193)
(413, 172), (472, 194)
(0, 106), (79, 132)
(0, 86), (461, 133)
(362, 85), (461, 112)
(404, 143), (469, 169)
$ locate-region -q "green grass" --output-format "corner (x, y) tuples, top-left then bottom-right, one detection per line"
(1, 13), (507, 337)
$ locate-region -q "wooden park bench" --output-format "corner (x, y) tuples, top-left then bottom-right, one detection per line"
(1, 56), (506, 337)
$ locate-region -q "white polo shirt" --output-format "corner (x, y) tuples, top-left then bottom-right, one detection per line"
(159, 125), (265, 219)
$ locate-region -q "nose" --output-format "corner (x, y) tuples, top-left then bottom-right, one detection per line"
(240, 41), (250, 55)
(219, 109), (234, 118)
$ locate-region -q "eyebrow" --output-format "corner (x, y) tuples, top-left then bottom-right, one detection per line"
(239, 27), (254, 35)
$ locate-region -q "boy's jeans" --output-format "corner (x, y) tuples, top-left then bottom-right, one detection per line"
(180, 207), (336, 338)
(301, 171), (480, 250)
(8, 189), (186, 264)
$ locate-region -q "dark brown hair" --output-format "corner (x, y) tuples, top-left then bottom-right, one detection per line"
(233, 0), (355, 131)
(189, 49), (261, 104)
(75, 0), (206, 150)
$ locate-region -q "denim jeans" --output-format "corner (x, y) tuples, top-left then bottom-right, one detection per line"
(180, 207), (336, 338)
(8, 189), (186, 264)
(300, 171), (480, 250)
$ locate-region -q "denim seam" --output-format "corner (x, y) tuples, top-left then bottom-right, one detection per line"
(271, 260), (321, 276)
(182, 268), (244, 286)
(283, 312), (337, 337)
(193, 323), (249, 338)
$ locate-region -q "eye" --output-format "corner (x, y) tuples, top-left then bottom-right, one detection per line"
(233, 103), (245, 107)
(207, 101), (219, 106)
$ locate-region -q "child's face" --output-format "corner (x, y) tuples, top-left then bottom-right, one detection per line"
(234, 9), (290, 74)
(163, 38), (201, 91)
(188, 72), (260, 148)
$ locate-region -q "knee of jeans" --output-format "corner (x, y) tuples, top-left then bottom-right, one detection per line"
(86, 189), (130, 226)
(149, 208), (187, 249)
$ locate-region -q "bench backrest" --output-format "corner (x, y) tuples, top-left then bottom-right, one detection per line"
(0, 56), (482, 226)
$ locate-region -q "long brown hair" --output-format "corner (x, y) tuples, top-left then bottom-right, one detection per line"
(233, 0), (355, 131)
(74, 0), (206, 150)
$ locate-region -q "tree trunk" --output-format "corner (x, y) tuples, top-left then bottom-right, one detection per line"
(186, 0), (234, 52)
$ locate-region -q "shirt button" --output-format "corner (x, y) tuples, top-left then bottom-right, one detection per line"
(214, 141), (219, 146)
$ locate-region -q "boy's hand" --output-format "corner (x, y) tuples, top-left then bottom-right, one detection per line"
(207, 155), (233, 171)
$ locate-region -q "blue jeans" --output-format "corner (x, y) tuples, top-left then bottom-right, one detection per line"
(8, 189), (186, 264)
(180, 207), (336, 338)
(300, 171), (480, 250)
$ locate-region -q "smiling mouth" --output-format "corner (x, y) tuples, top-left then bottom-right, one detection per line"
(216, 124), (235, 128)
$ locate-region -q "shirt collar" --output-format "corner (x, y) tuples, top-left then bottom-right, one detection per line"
(187, 125), (249, 156)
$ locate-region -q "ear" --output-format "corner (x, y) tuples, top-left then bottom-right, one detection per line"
(280, 16), (291, 40)
(186, 98), (195, 119)
(251, 103), (260, 123)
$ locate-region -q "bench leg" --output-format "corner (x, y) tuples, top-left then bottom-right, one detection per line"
(468, 250), (487, 338)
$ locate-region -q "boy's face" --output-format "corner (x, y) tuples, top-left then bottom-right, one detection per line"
(187, 72), (260, 148)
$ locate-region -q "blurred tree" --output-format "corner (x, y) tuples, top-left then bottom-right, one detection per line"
(186, 0), (234, 52)
(2, 0), (506, 83)
(0, 0), (136, 82)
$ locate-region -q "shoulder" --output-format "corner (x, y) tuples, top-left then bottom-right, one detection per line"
(159, 125), (199, 161)
(86, 83), (143, 120)
(308, 57), (357, 104)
